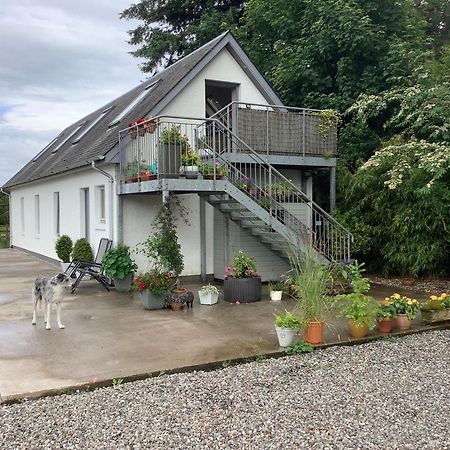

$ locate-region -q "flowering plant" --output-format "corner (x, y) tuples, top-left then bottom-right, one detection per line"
(181, 147), (200, 166)
(420, 293), (449, 311)
(133, 269), (174, 296)
(225, 250), (259, 279)
(199, 161), (228, 177)
(199, 284), (219, 295)
(384, 293), (420, 320)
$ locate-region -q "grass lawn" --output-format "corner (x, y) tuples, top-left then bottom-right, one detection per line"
(0, 225), (9, 248)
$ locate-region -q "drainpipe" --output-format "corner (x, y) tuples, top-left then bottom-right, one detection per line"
(91, 159), (114, 243)
(0, 188), (11, 247)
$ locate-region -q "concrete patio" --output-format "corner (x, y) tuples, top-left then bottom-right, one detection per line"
(0, 248), (440, 402)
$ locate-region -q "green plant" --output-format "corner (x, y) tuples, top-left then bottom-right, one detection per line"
(269, 281), (285, 292)
(199, 161), (228, 177)
(112, 378), (123, 386)
(160, 125), (190, 151)
(385, 293), (420, 320)
(225, 250), (259, 278)
(338, 293), (377, 328)
(316, 109), (340, 138)
(289, 248), (331, 325)
(133, 269), (174, 296)
(138, 203), (184, 276)
(199, 284), (219, 295)
(376, 303), (396, 320)
(285, 341), (314, 355)
(273, 310), (301, 330)
(55, 234), (73, 263)
(181, 148), (200, 166)
(420, 293), (449, 311)
(102, 246), (138, 280)
(72, 238), (94, 262)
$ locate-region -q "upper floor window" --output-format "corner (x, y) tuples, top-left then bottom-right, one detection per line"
(54, 192), (60, 236)
(20, 197), (25, 233)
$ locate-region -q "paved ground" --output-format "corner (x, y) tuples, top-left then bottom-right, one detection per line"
(1, 330), (449, 449)
(0, 248), (436, 401)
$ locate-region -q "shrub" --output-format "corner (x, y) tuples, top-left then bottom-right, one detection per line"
(72, 238), (94, 262)
(102, 245), (137, 280)
(55, 235), (73, 263)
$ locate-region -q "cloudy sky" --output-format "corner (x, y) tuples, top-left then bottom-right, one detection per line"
(0, 0), (145, 185)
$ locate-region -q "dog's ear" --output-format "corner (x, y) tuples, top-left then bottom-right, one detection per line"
(56, 273), (66, 282)
(50, 278), (57, 285)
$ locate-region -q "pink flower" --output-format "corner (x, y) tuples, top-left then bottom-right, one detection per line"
(235, 301), (240, 304)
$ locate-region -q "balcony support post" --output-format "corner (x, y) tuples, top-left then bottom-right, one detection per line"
(330, 166), (336, 212)
(200, 197), (207, 282)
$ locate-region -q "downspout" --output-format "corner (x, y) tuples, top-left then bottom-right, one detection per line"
(91, 160), (114, 243)
(0, 188), (11, 247)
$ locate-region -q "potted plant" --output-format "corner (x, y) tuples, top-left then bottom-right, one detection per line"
(337, 263), (377, 338)
(269, 280), (285, 301)
(376, 303), (396, 333)
(158, 125), (189, 179)
(55, 234), (73, 272)
(181, 148), (200, 179)
(198, 284), (220, 305)
(420, 293), (450, 324)
(133, 269), (174, 310)
(223, 250), (262, 303)
(387, 293), (420, 330)
(72, 238), (94, 262)
(124, 161), (140, 183)
(274, 311), (300, 347)
(102, 245), (138, 293)
(199, 161), (227, 180)
(289, 248), (330, 345)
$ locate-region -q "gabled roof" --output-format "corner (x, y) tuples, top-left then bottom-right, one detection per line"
(3, 32), (282, 189)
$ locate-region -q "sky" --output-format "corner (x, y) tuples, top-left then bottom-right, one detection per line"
(0, 0), (145, 185)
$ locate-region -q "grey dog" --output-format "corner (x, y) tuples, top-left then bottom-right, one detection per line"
(32, 273), (72, 330)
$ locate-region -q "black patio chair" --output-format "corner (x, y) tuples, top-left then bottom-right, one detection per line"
(65, 238), (113, 294)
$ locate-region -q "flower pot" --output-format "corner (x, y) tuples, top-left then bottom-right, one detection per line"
(158, 143), (181, 179)
(395, 314), (412, 330)
(139, 290), (166, 310)
(377, 318), (394, 333)
(348, 320), (369, 339)
(275, 326), (297, 347)
(270, 290), (283, 301)
(421, 308), (450, 324)
(113, 272), (134, 293)
(223, 277), (262, 303)
(401, 278), (415, 287)
(302, 321), (324, 345)
(204, 174), (223, 180)
(199, 291), (219, 305)
(140, 174), (157, 182)
(130, 176), (139, 183)
(184, 166), (199, 179)
(170, 302), (184, 311)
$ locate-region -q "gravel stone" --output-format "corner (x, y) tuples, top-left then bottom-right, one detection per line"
(1, 330), (449, 449)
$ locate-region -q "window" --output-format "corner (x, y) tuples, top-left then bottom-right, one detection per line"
(108, 82), (158, 128)
(34, 195), (40, 236)
(32, 137), (59, 162)
(51, 122), (86, 154)
(72, 107), (113, 144)
(96, 185), (106, 224)
(20, 197), (25, 233)
(54, 192), (60, 236)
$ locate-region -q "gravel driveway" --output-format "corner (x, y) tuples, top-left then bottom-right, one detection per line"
(1, 330), (449, 449)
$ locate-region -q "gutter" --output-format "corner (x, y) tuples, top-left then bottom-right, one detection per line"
(0, 188), (11, 247)
(91, 159), (114, 243)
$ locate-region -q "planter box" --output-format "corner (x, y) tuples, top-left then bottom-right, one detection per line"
(113, 272), (134, 293)
(275, 326), (297, 347)
(421, 308), (450, 324)
(138, 290), (166, 310)
(223, 277), (261, 303)
(270, 290), (283, 301)
(198, 291), (219, 305)
(158, 143), (181, 179)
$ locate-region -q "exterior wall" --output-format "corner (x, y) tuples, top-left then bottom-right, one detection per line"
(9, 166), (117, 261)
(122, 193), (214, 276)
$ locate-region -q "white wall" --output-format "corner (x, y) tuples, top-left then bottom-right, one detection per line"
(122, 193), (214, 276)
(9, 166), (117, 261)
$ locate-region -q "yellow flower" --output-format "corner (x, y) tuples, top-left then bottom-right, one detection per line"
(393, 293), (401, 299)
(430, 295), (438, 300)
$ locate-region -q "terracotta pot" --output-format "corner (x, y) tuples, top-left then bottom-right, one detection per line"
(377, 318), (393, 333)
(348, 320), (369, 338)
(170, 302), (184, 311)
(140, 174), (157, 182)
(302, 321), (324, 344)
(204, 174), (223, 180)
(396, 314), (412, 330)
(401, 278), (415, 287)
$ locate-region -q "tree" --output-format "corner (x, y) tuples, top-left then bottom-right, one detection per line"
(121, 0), (244, 73)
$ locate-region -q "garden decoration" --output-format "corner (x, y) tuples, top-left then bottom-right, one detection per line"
(269, 280), (285, 301)
(223, 250), (261, 303)
(198, 284), (220, 305)
(420, 293), (450, 324)
(274, 311), (300, 347)
(385, 293), (420, 330)
(102, 245), (138, 293)
(168, 289), (194, 310)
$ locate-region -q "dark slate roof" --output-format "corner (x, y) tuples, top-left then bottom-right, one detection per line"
(3, 33), (229, 189)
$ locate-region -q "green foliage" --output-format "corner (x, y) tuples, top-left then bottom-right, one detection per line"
(338, 293), (377, 328)
(377, 302), (396, 320)
(72, 239), (94, 262)
(0, 193), (9, 226)
(0, 225), (9, 249)
(181, 148), (200, 166)
(102, 246), (137, 280)
(138, 202), (184, 276)
(55, 235), (73, 263)
(112, 378), (124, 387)
(160, 125), (190, 150)
(227, 250), (258, 278)
(273, 310), (301, 330)
(385, 293), (420, 320)
(133, 269), (175, 296)
(285, 340), (314, 355)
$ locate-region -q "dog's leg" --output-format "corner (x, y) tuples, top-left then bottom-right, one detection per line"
(45, 303), (52, 330)
(56, 303), (65, 329)
(32, 290), (37, 325)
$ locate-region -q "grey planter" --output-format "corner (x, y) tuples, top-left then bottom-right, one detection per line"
(158, 143), (181, 178)
(139, 290), (166, 310)
(113, 272), (134, 293)
(223, 277), (262, 303)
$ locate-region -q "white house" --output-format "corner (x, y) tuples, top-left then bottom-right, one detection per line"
(2, 32), (351, 281)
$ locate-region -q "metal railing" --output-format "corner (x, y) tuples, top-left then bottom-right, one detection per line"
(211, 101), (337, 157)
(118, 116), (352, 261)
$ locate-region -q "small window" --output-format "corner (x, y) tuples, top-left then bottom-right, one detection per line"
(35, 195), (40, 236)
(51, 122), (86, 154)
(54, 192), (60, 236)
(32, 137), (59, 162)
(72, 107), (113, 144)
(108, 82), (158, 128)
(96, 185), (106, 223)
(20, 197), (25, 233)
